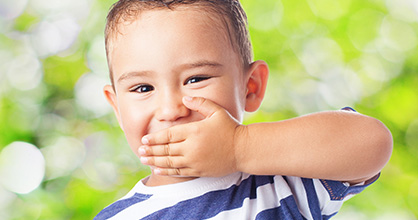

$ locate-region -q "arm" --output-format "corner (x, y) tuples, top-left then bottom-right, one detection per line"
(235, 110), (392, 184)
(140, 97), (393, 184)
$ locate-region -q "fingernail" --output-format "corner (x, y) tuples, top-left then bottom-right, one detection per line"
(140, 157), (148, 164)
(139, 147), (146, 155)
(183, 96), (193, 102)
(142, 136), (149, 145)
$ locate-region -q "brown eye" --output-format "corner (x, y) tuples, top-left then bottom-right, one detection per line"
(185, 76), (211, 85)
(131, 84), (154, 93)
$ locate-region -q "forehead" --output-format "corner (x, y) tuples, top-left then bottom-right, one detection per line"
(117, 7), (229, 41)
(109, 7), (241, 80)
(110, 5), (230, 39)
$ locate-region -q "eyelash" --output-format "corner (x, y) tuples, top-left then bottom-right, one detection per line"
(130, 84), (154, 93)
(184, 76), (211, 85)
(130, 76), (211, 93)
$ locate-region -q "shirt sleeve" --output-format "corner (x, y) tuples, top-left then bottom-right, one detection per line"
(281, 174), (378, 220)
(320, 173), (380, 201)
(341, 106), (356, 112)
(314, 174), (379, 218)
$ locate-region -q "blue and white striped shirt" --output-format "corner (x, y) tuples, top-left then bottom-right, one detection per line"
(94, 172), (377, 219)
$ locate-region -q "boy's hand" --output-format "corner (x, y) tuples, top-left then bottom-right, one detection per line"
(139, 96), (244, 177)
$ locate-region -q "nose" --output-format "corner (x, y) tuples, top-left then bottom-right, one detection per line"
(155, 89), (190, 122)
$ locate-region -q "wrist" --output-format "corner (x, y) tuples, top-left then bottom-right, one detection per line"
(233, 124), (250, 173)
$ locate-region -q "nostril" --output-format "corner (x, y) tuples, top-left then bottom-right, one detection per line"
(156, 101), (190, 122)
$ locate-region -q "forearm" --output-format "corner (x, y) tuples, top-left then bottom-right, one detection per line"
(235, 110), (393, 183)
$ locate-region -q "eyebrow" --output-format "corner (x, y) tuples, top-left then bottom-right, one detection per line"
(182, 60), (223, 69)
(117, 70), (153, 84)
(117, 60), (223, 84)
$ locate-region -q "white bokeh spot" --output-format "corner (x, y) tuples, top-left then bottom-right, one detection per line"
(0, 142), (45, 194)
(41, 137), (86, 180)
(75, 73), (112, 117)
(0, 0), (28, 20)
(30, 15), (80, 57)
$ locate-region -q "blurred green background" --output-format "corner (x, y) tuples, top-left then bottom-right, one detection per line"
(0, 0), (417, 219)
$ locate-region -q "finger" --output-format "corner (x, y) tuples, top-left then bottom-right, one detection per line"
(154, 167), (195, 177)
(139, 144), (181, 156)
(142, 126), (187, 145)
(182, 96), (222, 118)
(140, 156), (185, 168)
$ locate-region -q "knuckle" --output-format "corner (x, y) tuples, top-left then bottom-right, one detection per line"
(166, 157), (174, 168)
(167, 129), (174, 142)
(197, 97), (206, 106)
(146, 147), (152, 155)
(147, 157), (154, 165)
(174, 168), (181, 176)
(164, 144), (171, 156)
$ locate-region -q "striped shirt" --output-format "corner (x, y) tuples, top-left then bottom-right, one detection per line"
(94, 172), (377, 220)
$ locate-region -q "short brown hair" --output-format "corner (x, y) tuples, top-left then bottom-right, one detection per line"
(105, 0), (252, 84)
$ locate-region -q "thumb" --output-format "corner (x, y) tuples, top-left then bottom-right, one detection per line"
(182, 96), (222, 118)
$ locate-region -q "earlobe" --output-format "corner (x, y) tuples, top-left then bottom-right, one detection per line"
(245, 60), (269, 112)
(103, 85), (123, 129)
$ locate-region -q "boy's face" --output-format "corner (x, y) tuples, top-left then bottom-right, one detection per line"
(105, 8), (249, 158)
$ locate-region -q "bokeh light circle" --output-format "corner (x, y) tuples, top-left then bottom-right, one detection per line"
(0, 142), (45, 194)
(0, 0), (28, 20)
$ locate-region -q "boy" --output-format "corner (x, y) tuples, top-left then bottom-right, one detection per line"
(95, 0), (392, 219)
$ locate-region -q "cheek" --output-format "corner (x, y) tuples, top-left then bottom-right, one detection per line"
(219, 94), (245, 122)
(119, 103), (152, 157)
(205, 83), (245, 122)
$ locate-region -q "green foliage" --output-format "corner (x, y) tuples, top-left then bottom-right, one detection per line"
(0, 0), (417, 219)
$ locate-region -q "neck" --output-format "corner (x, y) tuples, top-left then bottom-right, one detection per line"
(144, 173), (197, 187)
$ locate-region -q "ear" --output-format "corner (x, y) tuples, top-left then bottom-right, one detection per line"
(245, 60), (269, 112)
(103, 85), (124, 130)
